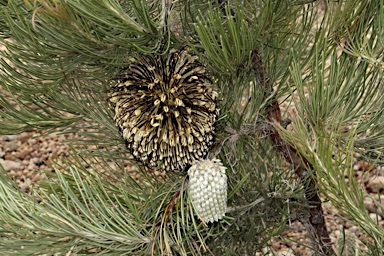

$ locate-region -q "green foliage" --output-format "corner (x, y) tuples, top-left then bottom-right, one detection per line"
(0, 0), (384, 255)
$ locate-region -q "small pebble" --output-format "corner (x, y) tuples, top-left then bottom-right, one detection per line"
(19, 183), (30, 193)
(369, 213), (382, 222)
(365, 176), (384, 193)
(3, 135), (18, 141)
(277, 250), (294, 256)
(0, 159), (21, 171)
(4, 154), (17, 161)
(4, 140), (20, 152)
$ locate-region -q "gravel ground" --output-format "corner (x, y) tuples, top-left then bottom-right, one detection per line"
(0, 131), (383, 255)
(0, 131), (70, 193)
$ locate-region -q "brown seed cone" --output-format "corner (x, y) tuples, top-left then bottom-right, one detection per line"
(109, 47), (218, 171)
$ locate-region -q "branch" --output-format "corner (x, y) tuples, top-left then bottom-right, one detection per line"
(208, 120), (291, 159)
(251, 50), (335, 255)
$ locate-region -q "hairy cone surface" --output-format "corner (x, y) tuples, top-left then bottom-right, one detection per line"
(109, 48), (218, 171)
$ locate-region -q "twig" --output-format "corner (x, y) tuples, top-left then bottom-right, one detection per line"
(208, 122), (272, 158)
(163, 189), (181, 221)
(251, 50), (335, 255)
(209, 119), (293, 159)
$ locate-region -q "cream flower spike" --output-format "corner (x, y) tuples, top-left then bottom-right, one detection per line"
(187, 158), (227, 223)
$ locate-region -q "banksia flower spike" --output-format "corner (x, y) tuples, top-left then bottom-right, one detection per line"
(109, 47), (218, 171)
(188, 158), (227, 223)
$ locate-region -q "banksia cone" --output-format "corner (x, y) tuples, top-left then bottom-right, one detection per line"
(188, 158), (227, 223)
(109, 48), (218, 171)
